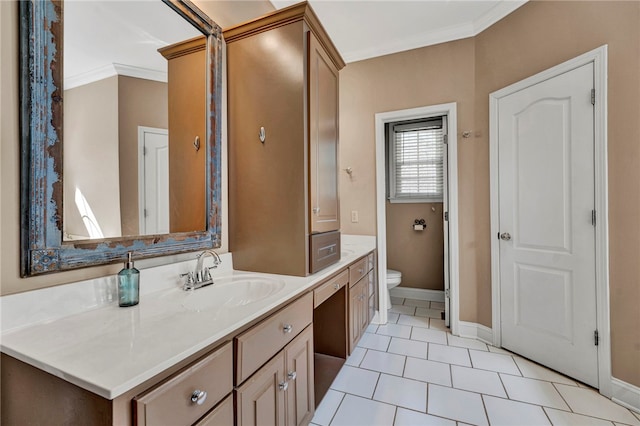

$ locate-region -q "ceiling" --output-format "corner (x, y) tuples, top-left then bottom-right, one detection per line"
(64, 0), (527, 89)
(270, 0), (527, 63)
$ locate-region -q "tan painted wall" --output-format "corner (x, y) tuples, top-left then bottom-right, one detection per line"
(64, 77), (122, 239)
(118, 76), (168, 236)
(386, 202), (444, 290)
(339, 37), (479, 314)
(474, 0), (640, 387)
(340, 1), (640, 386)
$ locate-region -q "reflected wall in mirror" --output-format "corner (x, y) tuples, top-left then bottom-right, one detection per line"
(20, 0), (223, 276)
(62, 1), (206, 241)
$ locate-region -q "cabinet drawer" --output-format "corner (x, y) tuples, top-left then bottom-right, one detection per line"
(236, 292), (313, 384)
(195, 394), (234, 426)
(314, 269), (348, 308)
(310, 231), (341, 274)
(349, 258), (368, 287)
(134, 341), (232, 426)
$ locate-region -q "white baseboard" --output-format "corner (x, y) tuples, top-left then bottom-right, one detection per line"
(458, 321), (494, 345)
(390, 287), (444, 302)
(611, 377), (640, 414)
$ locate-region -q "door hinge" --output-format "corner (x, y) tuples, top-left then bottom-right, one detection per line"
(445, 288), (450, 298)
(594, 330), (599, 346)
(444, 212), (449, 221)
(592, 210), (596, 226)
(144, 208), (148, 218)
(143, 146), (147, 156)
(591, 89), (595, 105)
(443, 134), (448, 145)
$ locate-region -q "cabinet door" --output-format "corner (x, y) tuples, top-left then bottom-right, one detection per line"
(349, 279), (364, 353)
(308, 31), (339, 234)
(236, 353), (286, 426)
(285, 325), (315, 426)
(358, 275), (370, 337)
(195, 394), (233, 426)
(165, 43), (206, 233)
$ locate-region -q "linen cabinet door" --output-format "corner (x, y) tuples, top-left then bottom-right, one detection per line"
(308, 31), (339, 234)
(348, 279), (364, 353)
(236, 353), (286, 426)
(359, 273), (370, 333)
(285, 325), (315, 426)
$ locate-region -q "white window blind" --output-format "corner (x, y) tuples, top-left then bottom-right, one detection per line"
(388, 117), (444, 202)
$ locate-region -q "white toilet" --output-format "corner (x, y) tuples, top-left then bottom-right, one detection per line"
(386, 269), (402, 309)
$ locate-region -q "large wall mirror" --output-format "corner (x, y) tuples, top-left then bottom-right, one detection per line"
(20, 0), (223, 276)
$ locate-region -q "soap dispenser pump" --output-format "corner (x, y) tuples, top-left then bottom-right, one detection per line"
(118, 252), (139, 307)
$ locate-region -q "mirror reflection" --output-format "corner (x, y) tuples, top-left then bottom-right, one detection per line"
(63, 1), (206, 241)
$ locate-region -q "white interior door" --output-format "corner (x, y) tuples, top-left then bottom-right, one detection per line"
(497, 63), (598, 387)
(139, 127), (169, 235)
(442, 116), (450, 327)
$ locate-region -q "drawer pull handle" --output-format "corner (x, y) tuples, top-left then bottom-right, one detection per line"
(333, 283), (340, 290)
(288, 371), (297, 381)
(190, 390), (207, 405)
(283, 324), (293, 333)
(279, 381), (288, 391)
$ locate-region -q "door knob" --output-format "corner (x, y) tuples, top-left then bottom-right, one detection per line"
(500, 232), (512, 241)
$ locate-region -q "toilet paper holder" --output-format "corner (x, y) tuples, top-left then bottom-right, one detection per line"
(413, 219), (426, 231)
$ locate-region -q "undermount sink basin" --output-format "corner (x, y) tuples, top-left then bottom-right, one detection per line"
(179, 275), (286, 312)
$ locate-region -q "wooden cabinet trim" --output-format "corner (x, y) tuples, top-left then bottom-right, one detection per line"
(158, 35), (206, 60)
(223, 2), (344, 70)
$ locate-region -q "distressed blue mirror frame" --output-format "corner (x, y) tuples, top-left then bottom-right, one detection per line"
(19, 0), (223, 276)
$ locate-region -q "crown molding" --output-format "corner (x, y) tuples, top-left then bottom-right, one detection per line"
(64, 64), (167, 90)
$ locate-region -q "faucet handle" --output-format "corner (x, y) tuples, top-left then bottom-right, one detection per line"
(180, 272), (195, 284)
(202, 267), (213, 282)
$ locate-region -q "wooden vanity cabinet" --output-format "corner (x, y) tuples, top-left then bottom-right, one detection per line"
(348, 252), (377, 353)
(349, 275), (369, 353)
(225, 2), (345, 277)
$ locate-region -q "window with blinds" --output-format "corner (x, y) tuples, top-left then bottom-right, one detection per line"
(388, 117), (445, 202)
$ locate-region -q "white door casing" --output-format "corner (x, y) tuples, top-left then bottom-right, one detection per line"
(138, 127), (169, 235)
(490, 46), (610, 395)
(374, 103), (459, 334)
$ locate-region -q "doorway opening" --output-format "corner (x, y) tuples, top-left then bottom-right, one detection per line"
(137, 126), (169, 235)
(374, 103), (460, 334)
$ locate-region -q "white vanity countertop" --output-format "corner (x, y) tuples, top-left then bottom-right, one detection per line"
(0, 235), (376, 399)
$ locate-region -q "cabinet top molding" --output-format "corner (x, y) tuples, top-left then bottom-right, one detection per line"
(223, 1), (345, 70)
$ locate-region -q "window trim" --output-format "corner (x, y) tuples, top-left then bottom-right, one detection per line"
(387, 117), (446, 203)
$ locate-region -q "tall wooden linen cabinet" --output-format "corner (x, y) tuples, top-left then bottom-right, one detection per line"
(225, 2), (346, 276)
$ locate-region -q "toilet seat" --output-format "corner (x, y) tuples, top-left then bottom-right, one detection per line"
(387, 269), (402, 286)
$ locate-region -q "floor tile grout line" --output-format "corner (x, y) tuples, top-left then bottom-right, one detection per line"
(325, 390), (347, 426)
(479, 393), (492, 426)
(497, 369), (511, 402)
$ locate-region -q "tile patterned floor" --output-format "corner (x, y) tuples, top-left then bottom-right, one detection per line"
(311, 298), (640, 426)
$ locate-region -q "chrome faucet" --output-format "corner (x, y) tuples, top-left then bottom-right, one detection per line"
(180, 250), (222, 291)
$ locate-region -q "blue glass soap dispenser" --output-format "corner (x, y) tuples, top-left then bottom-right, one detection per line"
(118, 252), (139, 307)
